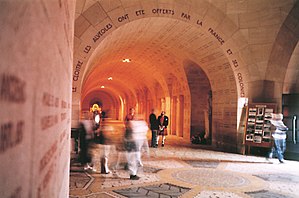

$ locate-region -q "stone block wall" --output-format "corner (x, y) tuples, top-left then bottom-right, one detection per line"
(0, 1), (75, 197)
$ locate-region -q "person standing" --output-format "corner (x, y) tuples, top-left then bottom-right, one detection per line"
(269, 113), (288, 163)
(149, 109), (159, 148)
(157, 111), (169, 147)
(125, 107), (135, 122)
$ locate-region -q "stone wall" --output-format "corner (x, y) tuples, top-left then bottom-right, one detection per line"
(0, 1), (75, 197)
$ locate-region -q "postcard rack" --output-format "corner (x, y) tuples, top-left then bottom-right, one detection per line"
(243, 103), (276, 154)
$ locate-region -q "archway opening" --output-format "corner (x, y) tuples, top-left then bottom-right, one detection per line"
(184, 61), (212, 145)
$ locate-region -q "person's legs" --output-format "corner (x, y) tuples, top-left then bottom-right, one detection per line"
(126, 151), (139, 179)
(101, 145), (111, 173)
(156, 135), (160, 146)
(274, 139), (284, 162)
(162, 135), (166, 147)
(136, 139), (143, 167)
(152, 130), (157, 147)
(267, 146), (275, 158)
(151, 130), (154, 147)
(282, 139), (286, 153)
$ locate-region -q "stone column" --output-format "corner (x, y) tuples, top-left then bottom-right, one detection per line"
(0, 1), (75, 197)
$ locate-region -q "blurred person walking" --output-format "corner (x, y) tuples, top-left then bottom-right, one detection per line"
(124, 115), (149, 180)
(96, 122), (114, 174)
(78, 120), (94, 170)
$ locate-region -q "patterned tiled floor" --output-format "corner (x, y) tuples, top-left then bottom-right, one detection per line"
(69, 144), (299, 198)
(113, 183), (191, 198)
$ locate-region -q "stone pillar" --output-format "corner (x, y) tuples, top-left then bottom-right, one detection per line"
(0, 1), (75, 197)
(71, 93), (81, 127)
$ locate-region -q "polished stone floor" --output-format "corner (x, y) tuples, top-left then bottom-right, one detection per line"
(69, 136), (299, 198)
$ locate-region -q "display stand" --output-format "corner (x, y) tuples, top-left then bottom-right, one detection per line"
(243, 103), (276, 155)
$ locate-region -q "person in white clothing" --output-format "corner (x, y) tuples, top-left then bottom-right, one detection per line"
(269, 113), (288, 163)
(124, 115), (149, 180)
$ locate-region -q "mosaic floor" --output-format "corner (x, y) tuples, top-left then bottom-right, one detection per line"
(69, 145), (299, 198)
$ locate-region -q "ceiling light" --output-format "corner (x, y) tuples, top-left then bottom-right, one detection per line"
(108, 77), (113, 80)
(100, 85), (105, 88)
(122, 58), (131, 63)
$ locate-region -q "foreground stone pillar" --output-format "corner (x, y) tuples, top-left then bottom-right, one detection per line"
(0, 1), (75, 197)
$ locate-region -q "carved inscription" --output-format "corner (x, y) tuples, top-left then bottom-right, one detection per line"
(43, 92), (59, 107)
(73, 8), (245, 99)
(61, 100), (67, 108)
(59, 130), (67, 144)
(118, 14), (129, 22)
(37, 128), (68, 197)
(0, 73), (26, 103)
(0, 73), (25, 153)
(152, 8), (174, 15)
(93, 23), (113, 43)
(226, 49), (245, 97)
(83, 45), (91, 54)
(226, 49), (233, 55)
(61, 113), (67, 121)
(39, 141), (57, 173)
(136, 10), (145, 16)
(181, 12), (190, 20)
(197, 20), (203, 26)
(0, 121), (24, 153)
(73, 60), (83, 81)
(37, 163), (54, 198)
(208, 28), (225, 45)
(232, 59), (239, 68)
(237, 73), (245, 97)
(41, 115), (58, 130)
(58, 130), (68, 157)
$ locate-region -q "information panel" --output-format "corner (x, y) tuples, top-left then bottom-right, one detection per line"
(244, 103), (277, 154)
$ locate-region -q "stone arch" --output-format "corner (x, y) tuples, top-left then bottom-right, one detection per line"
(184, 60), (212, 142)
(73, 0), (253, 151)
(264, 1), (299, 111)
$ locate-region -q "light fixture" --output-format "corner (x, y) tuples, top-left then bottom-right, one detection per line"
(108, 77), (113, 80)
(101, 85), (105, 88)
(122, 58), (131, 63)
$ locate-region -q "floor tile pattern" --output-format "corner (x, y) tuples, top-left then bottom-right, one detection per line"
(113, 183), (191, 198)
(194, 190), (244, 198)
(245, 190), (292, 198)
(183, 160), (219, 168)
(171, 169), (249, 187)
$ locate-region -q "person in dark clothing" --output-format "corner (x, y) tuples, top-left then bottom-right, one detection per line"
(157, 111), (169, 147)
(149, 109), (159, 148)
(78, 120), (94, 170)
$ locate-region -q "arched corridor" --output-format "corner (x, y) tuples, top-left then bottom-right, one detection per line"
(1, 0), (299, 197)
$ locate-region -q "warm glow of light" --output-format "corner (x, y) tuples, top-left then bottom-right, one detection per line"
(90, 104), (100, 112)
(95, 114), (100, 124)
(108, 77), (113, 80)
(101, 85), (105, 88)
(122, 58), (131, 63)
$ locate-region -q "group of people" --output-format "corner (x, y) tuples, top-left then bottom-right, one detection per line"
(123, 108), (169, 179)
(78, 107), (168, 180)
(77, 106), (289, 182)
(149, 109), (169, 148)
(78, 109), (111, 173)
